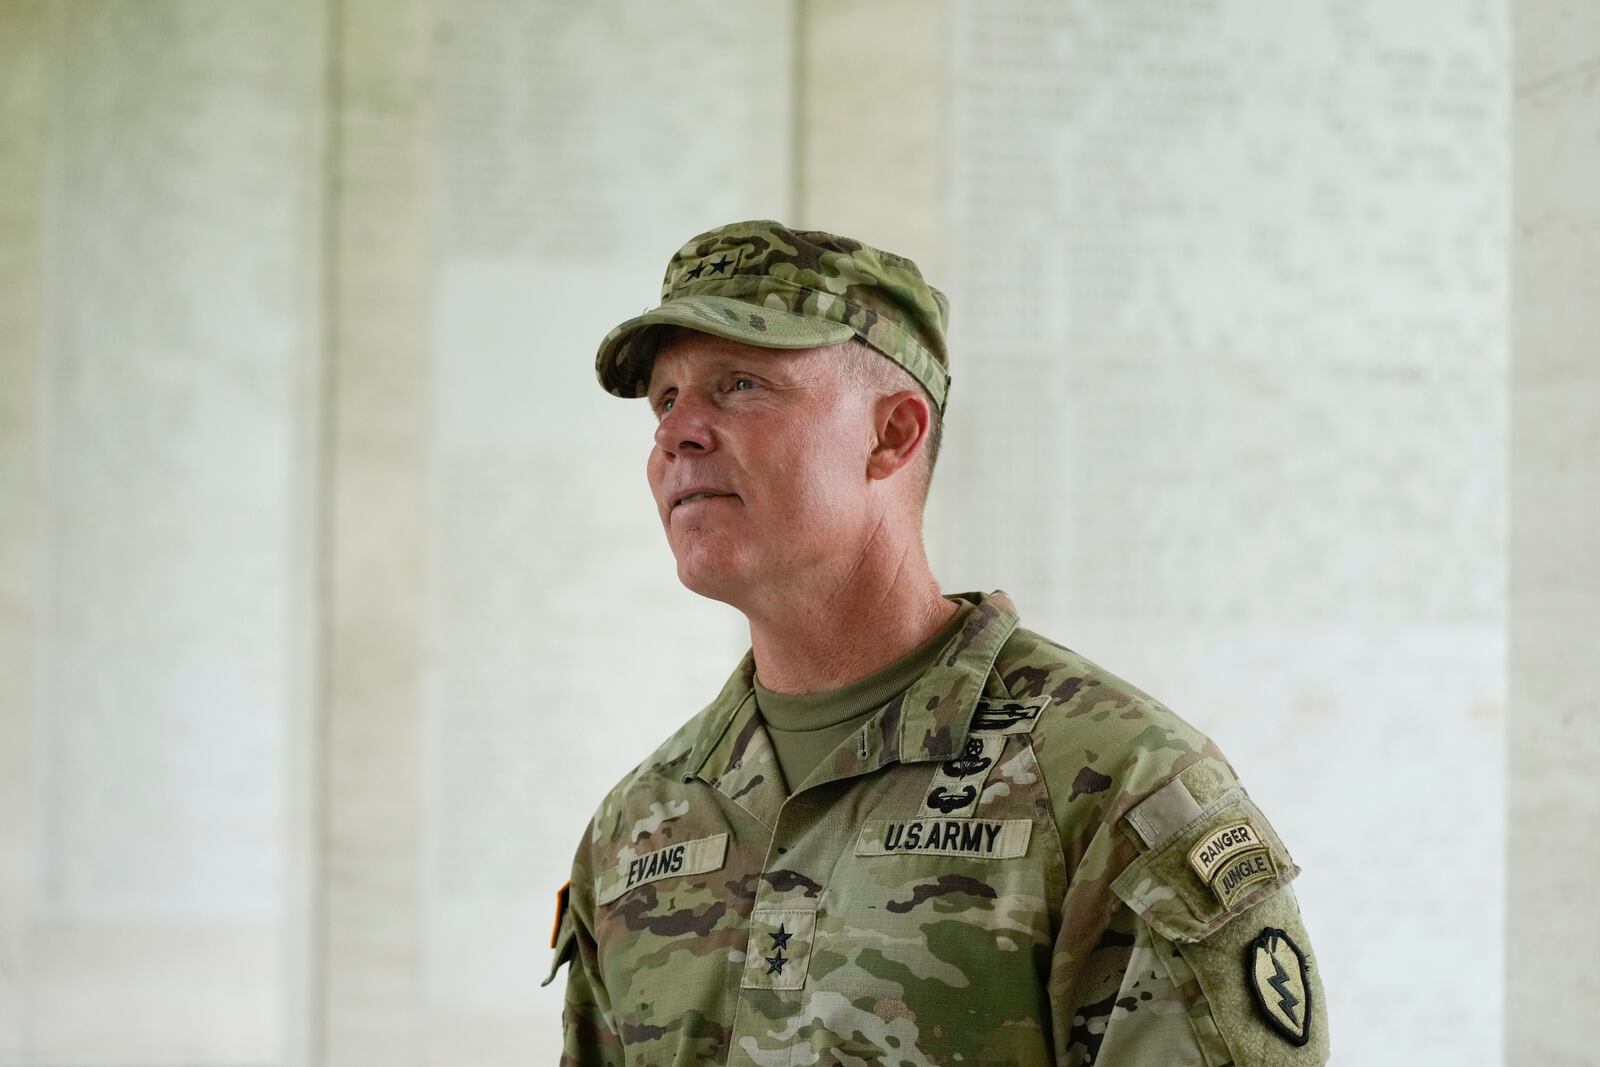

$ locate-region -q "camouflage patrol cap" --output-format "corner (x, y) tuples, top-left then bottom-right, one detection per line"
(595, 219), (953, 414)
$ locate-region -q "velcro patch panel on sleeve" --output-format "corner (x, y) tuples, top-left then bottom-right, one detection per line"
(1110, 785), (1300, 943)
(1125, 774), (1206, 849)
(856, 817), (1032, 859)
(595, 832), (728, 905)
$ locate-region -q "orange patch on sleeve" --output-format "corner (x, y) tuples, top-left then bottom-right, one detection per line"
(551, 880), (572, 949)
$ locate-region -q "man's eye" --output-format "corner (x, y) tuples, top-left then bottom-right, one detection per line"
(655, 378), (753, 415)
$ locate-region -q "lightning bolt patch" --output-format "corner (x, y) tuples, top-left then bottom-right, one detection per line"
(1247, 926), (1312, 1046)
(1265, 941), (1300, 1024)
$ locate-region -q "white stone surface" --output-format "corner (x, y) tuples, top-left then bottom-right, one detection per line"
(798, 0), (953, 278)
(0, 5), (49, 1059)
(0, 0), (326, 1063)
(318, 0), (437, 1064)
(1508, 2), (1600, 1063)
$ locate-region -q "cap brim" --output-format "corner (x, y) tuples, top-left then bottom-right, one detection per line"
(595, 294), (857, 399)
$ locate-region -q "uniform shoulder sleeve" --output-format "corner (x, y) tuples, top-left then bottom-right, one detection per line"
(999, 628), (1328, 1064)
(1104, 759), (1329, 1065)
(542, 709), (712, 1064)
(545, 813), (624, 1066)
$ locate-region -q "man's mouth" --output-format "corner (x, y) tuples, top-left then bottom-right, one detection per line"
(674, 491), (737, 510)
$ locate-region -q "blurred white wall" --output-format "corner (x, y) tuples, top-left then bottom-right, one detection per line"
(1508, 0), (1600, 1062)
(0, 1), (1593, 1066)
(1, 0), (326, 1060)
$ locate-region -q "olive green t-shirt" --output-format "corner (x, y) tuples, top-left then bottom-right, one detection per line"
(753, 597), (975, 793)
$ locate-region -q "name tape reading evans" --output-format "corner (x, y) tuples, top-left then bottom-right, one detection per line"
(596, 833), (729, 905)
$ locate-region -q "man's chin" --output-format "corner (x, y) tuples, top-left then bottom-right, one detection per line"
(674, 553), (748, 603)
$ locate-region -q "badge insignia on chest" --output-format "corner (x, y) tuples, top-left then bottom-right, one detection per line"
(968, 695), (1051, 735)
(911, 696), (1048, 820)
(917, 733), (1006, 818)
(941, 736), (993, 778)
(925, 784), (978, 814)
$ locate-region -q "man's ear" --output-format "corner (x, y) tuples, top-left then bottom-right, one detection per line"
(866, 389), (930, 482)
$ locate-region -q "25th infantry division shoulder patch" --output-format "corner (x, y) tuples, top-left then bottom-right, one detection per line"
(1246, 926), (1312, 1046)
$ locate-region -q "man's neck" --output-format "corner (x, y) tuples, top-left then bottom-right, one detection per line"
(740, 543), (957, 696)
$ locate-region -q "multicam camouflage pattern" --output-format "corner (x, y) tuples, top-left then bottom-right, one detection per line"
(548, 589), (1330, 1066)
(594, 219), (953, 414)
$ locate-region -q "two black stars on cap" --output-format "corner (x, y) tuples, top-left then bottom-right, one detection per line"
(684, 254), (735, 282)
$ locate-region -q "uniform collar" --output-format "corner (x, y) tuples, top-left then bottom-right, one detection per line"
(682, 589), (1022, 788)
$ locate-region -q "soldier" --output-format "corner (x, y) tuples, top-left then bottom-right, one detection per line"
(546, 219), (1329, 1065)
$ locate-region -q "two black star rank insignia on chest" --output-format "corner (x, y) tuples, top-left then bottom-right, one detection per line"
(739, 907), (815, 990)
(764, 923), (793, 975)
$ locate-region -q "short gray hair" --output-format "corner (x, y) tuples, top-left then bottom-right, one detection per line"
(834, 338), (942, 510)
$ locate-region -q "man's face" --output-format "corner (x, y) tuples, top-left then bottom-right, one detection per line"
(644, 329), (874, 601)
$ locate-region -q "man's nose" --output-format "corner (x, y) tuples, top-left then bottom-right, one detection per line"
(653, 390), (716, 456)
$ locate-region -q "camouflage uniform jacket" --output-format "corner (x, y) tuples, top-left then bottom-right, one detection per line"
(546, 589), (1330, 1065)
